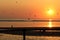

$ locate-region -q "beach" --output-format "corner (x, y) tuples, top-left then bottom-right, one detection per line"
(0, 33), (60, 40)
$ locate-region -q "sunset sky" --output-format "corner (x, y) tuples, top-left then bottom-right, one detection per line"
(0, 0), (60, 19)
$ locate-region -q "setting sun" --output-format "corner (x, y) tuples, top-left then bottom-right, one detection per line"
(45, 8), (56, 18)
(47, 9), (54, 15)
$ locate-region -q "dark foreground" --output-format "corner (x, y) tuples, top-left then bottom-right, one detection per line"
(0, 30), (60, 36)
(0, 27), (60, 40)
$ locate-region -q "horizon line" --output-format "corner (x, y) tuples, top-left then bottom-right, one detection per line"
(0, 19), (60, 22)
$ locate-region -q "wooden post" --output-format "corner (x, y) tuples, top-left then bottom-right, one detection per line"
(23, 29), (26, 40)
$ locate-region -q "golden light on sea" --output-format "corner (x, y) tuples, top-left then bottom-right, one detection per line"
(48, 19), (52, 28)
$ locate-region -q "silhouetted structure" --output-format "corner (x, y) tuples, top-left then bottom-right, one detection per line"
(11, 25), (13, 28)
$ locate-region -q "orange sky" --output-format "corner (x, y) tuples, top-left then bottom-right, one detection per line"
(0, 0), (60, 19)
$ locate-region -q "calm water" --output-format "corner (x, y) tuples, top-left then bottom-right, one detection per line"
(0, 22), (60, 27)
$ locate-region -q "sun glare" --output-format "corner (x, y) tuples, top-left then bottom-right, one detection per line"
(48, 19), (52, 28)
(47, 9), (54, 15)
(48, 22), (52, 27)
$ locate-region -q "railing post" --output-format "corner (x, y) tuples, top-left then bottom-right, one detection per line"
(23, 29), (26, 40)
(43, 29), (45, 32)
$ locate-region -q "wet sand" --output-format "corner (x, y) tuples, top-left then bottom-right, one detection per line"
(0, 33), (60, 40)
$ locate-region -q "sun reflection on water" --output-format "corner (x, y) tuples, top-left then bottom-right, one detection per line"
(48, 19), (52, 28)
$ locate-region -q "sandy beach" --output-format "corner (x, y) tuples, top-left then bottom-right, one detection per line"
(0, 33), (60, 40)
